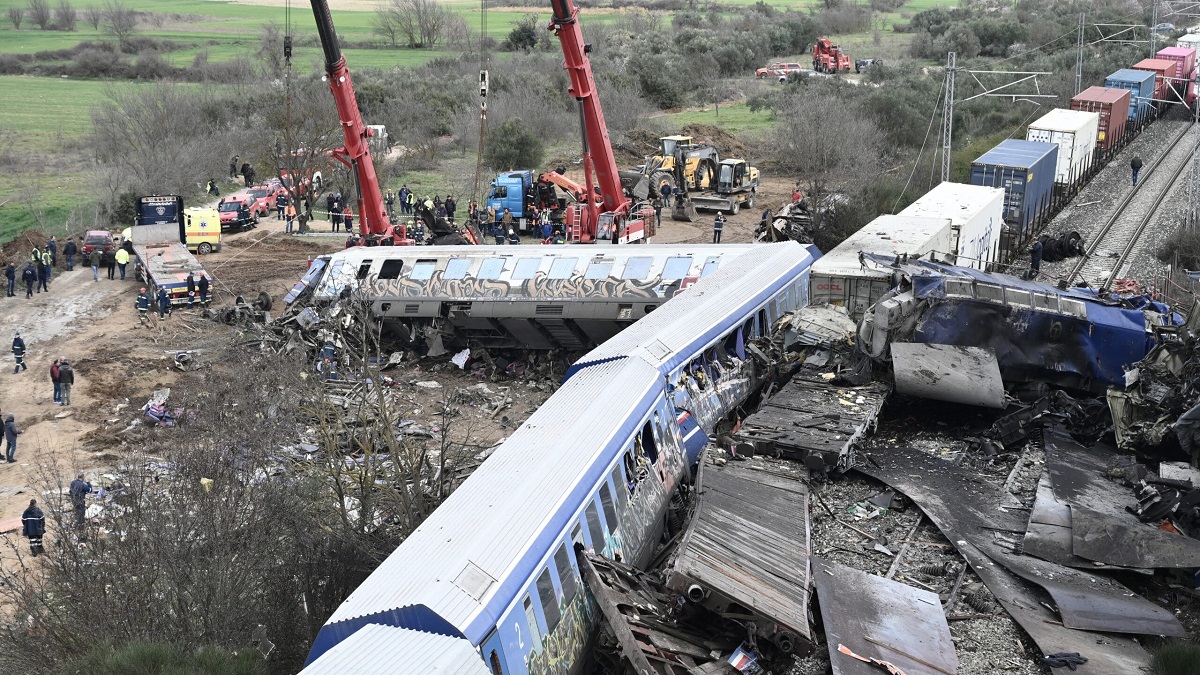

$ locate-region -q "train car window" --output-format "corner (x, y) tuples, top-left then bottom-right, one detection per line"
(610, 465), (629, 513)
(444, 258), (471, 280)
(356, 261), (373, 280)
(410, 260), (437, 281)
(522, 596), (543, 653)
(701, 258), (720, 277)
(554, 544), (579, 604)
(661, 256), (692, 280)
(571, 522), (584, 548)
(549, 258), (577, 279)
(586, 261), (613, 279)
(377, 260), (405, 280)
(585, 502), (606, 554)
(599, 483), (619, 534)
(758, 308), (768, 334)
(639, 423), (658, 465)
(536, 568), (561, 632)
(489, 651), (504, 675)
(622, 256), (653, 279)
(513, 258), (541, 279)
(623, 450), (639, 495)
(478, 258), (505, 279)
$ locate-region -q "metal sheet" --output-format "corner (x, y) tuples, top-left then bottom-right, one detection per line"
(813, 557), (958, 675)
(891, 343), (1005, 409)
(857, 446), (1184, 639)
(1023, 476), (1089, 568)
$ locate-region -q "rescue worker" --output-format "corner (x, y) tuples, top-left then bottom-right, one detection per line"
(1131, 155), (1143, 186)
(41, 248), (52, 283)
(59, 359), (74, 407)
(399, 185), (410, 214)
(46, 237), (57, 268)
(186, 272), (196, 308)
(135, 287), (152, 326)
(4, 414), (20, 463)
(36, 255), (48, 292)
(21, 262), (35, 298)
(29, 246), (41, 266)
(1029, 238), (1044, 278)
(115, 246), (129, 281)
(157, 287), (171, 320)
(343, 206), (353, 233)
(4, 262), (14, 297)
(88, 247), (101, 282)
(207, 178), (220, 197)
(12, 332), (27, 373)
(285, 202), (297, 234)
(198, 274), (210, 306)
(712, 212), (726, 244)
(69, 472), (90, 528)
(62, 237), (76, 271)
(21, 499), (44, 556)
(385, 190), (396, 218)
(404, 188), (415, 215)
(276, 191), (288, 220)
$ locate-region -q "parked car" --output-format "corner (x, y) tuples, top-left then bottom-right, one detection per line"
(80, 230), (115, 256)
(1155, 22), (1176, 33)
(247, 185), (278, 216)
(756, 62), (804, 79)
(217, 194), (259, 232)
(855, 58), (881, 73)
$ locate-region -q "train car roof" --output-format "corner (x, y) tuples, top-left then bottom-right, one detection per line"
(308, 357), (663, 659)
(318, 243), (758, 267)
(302, 624), (490, 675)
(566, 241), (820, 377)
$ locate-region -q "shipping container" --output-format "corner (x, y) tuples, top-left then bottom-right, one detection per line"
(1156, 47), (1196, 101)
(970, 139), (1058, 239)
(1025, 109), (1099, 189)
(1070, 87), (1130, 151)
(1178, 33), (1200, 50)
(899, 182), (1005, 269)
(810, 215), (954, 321)
(1131, 58), (1179, 103)
(1105, 69), (1158, 122)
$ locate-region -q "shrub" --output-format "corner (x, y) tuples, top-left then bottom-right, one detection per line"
(484, 117), (545, 171)
(1151, 641), (1200, 675)
(0, 54), (25, 75)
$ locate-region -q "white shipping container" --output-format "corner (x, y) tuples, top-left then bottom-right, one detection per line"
(899, 182), (1004, 268)
(1026, 109), (1099, 186)
(810, 215), (953, 321)
(1178, 33), (1200, 50)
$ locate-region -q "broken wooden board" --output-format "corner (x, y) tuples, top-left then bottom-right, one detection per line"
(666, 453), (813, 655)
(732, 379), (889, 471)
(813, 557), (958, 675)
(891, 343), (1006, 409)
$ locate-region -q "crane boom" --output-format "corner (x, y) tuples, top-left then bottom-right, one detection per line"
(309, 0), (406, 245)
(548, 0), (654, 243)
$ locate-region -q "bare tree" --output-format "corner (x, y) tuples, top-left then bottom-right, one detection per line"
(82, 4), (99, 28)
(101, 0), (137, 50)
(6, 6), (23, 28)
(371, 3), (400, 48)
(53, 0), (76, 30)
(27, 0), (50, 29)
(769, 88), (884, 198)
(376, 0), (450, 48)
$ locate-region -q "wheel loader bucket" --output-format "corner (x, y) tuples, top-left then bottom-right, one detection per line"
(672, 200), (698, 222)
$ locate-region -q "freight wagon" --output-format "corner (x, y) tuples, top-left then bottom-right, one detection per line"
(1070, 87), (1130, 156)
(969, 139), (1058, 248)
(1131, 58), (1178, 108)
(1026, 109), (1099, 193)
(898, 182), (1005, 270)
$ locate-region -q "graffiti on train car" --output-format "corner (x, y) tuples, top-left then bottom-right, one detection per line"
(672, 357), (755, 434)
(527, 594), (591, 675)
(370, 270), (698, 302)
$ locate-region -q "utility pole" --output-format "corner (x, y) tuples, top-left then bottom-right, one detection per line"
(941, 51), (956, 183)
(1151, 1), (1159, 55)
(1075, 13), (1085, 96)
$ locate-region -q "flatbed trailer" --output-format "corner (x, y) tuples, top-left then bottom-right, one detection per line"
(131, 223), (209, 306)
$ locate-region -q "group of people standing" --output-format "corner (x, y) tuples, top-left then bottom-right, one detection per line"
(5, 237), (62, 299)
(134, 271), (211, 326)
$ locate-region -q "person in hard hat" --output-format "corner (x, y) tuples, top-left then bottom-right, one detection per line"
(135, 287), (152, 326)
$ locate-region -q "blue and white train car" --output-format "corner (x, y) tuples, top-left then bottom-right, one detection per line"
(567, 241), (822, 460)
(303, 357), (690, 675)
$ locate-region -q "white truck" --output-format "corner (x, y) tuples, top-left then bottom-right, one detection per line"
(131, 222), (209, 306)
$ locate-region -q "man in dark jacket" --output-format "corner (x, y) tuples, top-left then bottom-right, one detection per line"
(4, 262), (14, 297)
(156, 287), (171, 320)
(11, 332), (26, 374)
(4, 413), (20, 462)
(62, 237), (76, 271)
(21, 499), (44, 556)
(69, 472), (91, 528)
(1131, 155), (1143, 186)
(46, 237), (58, 268)
(89, 248), (101, 282)
(50, 359), (61, 405)
(21, 263), (35, 298)
(35, 257), (48, 293)
(186, 272), (196, 308)
(59, 359), (74, 406)
(198, 274), (210, 306)
(230, 154), (239, 179)
(445, 195), (457, 222)
(104, 249), (117, 280)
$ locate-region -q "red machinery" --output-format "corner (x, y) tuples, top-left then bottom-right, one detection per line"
(813, 37), (851, 74)
(548, 0), (655, 243)
(308, 0), (409, 246)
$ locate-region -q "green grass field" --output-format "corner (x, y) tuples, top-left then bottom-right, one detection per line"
(663, 101), (774, 135)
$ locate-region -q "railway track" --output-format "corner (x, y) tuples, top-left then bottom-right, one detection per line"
(1069, 121), (1197, 288)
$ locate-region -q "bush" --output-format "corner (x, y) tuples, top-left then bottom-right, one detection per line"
(1156, 228), (1200, 270)
(484, 117), (545, 171)
(1151, 641), (1200, 675)
(60, 642), (266, 675)
(502, 14), (537, 52)
(69, 47), (128, 78)
(0, 54), (25, 75)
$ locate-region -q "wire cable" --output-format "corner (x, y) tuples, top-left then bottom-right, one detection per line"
(893, 78), (945, 212)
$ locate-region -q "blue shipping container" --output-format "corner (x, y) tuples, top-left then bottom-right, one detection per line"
(969, 139), (1058, 236)
(1105, 69), (1157, 122)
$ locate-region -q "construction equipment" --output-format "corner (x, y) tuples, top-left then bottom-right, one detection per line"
(645, 135), (720, 196)
(813, 37), (851, 74)
(307, 0), (412, 247)
(690, 159), (760, 214)
(548, 0), (655, 243)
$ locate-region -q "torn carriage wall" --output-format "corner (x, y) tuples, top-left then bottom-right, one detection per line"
(858, 255), (1181, 394)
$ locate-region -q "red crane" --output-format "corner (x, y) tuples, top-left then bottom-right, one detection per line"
(548, 0), (655, 243)
(308, 0), (409, 246)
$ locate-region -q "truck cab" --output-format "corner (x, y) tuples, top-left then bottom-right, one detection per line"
(486, 170), (534, 224)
